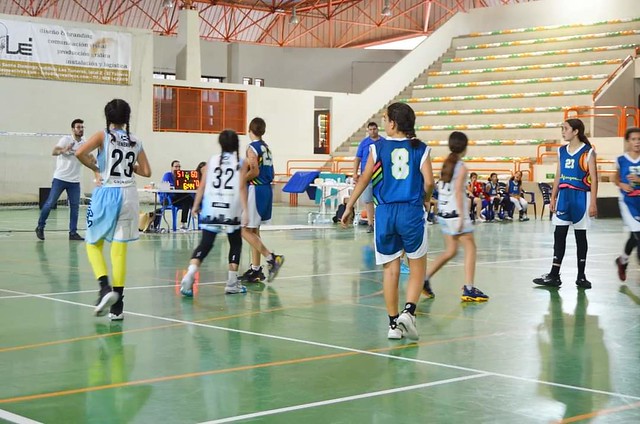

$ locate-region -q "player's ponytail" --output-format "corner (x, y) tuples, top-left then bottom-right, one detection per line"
(566, 119), (591, 147)
(441, 131), (468, 184)
(219, 129), (240, 168)
(386, 102), (423, 148)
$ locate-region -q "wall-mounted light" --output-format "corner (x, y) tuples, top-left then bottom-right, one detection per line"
(381, 0), (392, 17)
(289, 7), (300, 24)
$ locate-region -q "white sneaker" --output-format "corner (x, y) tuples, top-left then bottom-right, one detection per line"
(224, 281), (247, 294)
(397, 312), (419, 340)
(181, 273), (195, 297)
(108, 312), (124, 321)
(387, 325), (403, 339)
(95, 292), (119, 317)
(476, 216), (486, 223)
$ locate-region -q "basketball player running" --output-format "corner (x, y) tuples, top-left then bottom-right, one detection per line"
(75, 99), (152, 320)
(180, 130), (248, 296)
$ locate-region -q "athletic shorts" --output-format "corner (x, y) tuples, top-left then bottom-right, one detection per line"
(619, 195), (640, 232)
(245, 185), (273, 228)
(361, 183), (373, 204)
(374, 203), (428, 265)
(552, 188), (590, 230)
(86, 185), (139, 244)
(438, 214), (474, 236)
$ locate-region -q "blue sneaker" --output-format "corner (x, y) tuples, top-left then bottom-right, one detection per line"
(400, 261), (410, 274)
(461, 286), (489, 302)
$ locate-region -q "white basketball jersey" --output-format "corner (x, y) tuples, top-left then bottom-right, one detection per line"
(437, 161), (468, 217)
(200, 152), (242, 230)
(98, 129), (143, 188)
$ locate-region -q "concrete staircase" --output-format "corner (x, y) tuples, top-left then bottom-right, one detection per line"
(332, 17), (640, 169)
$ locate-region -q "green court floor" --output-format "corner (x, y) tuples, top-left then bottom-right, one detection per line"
(1, 206), (639, 423)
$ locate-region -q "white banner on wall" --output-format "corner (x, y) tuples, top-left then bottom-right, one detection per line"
(0, 18), (131, 85)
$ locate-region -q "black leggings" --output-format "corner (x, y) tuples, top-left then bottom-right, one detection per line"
(624, 232), (640, 260)
(552, 226), (588, 277)
(170, 194), (194, 223)
(191, 228), (242, 265)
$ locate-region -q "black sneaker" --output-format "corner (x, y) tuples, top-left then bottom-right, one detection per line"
(95, 286), (119, 317)
(35, 227), (44, 240)
(69, 232), (84, 241)
(615, 257), (628, 282)
(267, 254), (285, 282)
(109, 294), (124, 321)
(576, 277), (592, 289)
(533, 273), (562, 287)
(239, 267), (266, 283)
(422, 279), (435, 299)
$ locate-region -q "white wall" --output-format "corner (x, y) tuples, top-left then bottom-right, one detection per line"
(0, 14), (154, 202)
(1, 0), (639, 202)
(153, 35), (406, 93)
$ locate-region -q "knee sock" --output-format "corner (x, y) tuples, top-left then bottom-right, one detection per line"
(575, 229), (588, 279)
(110, 241), (127, 288)
(624, 234), (635, 256)
(633, 232), (640, 262)
(86, 240), (108, 281)
(550, 226), (569, 275)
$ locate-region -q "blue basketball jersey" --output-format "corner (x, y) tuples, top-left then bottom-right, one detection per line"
(371, 138), (429, 206)
(485, 182), (498, 197)
(248, 140), (274, 185)
(557, 144), (593, 191)
(508, 180), (522, 195)
(617, 153), (640, 197)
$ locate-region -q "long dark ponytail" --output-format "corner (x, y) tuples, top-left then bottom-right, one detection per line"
(104, 99), (134, 146)
(566, 118), (590, 147)
(386, 102), (422, 148)
(218, 129), (240, 169)
(441, 131), (468, 183)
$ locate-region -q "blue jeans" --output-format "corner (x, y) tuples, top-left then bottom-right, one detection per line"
(38, 178), (81, 233)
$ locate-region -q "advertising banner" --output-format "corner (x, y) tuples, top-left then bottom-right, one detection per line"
(0, 18), (131, 85)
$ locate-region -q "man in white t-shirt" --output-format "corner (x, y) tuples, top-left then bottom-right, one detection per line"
(36, 119), (86, 241)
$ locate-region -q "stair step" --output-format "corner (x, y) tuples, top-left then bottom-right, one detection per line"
(428, 58), (623, 77)
(400, 89), (593, 103)
(414, 74), (607, 90)
(444, 43), (638, 64)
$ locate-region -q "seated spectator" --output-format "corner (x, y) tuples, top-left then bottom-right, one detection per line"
(508, 171), (530, 221)
(467, 172), (485, 222)
(483, 173), (509, 221)
(161, 160), (194, 230)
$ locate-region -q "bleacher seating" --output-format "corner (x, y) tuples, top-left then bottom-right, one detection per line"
(333, 17), (640, 173)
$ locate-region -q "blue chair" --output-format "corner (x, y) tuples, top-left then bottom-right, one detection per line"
(160, 195), (198, 232)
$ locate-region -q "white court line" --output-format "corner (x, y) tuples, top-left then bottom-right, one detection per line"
(200, 374), (490, 424)
(0, 408), (43, 424)
(0, 269), (383, 300)
(2, 287), (639, 404)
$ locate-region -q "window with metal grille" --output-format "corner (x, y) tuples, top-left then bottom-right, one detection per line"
(153, 85), (247, 134)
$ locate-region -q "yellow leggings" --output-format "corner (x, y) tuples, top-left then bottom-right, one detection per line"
(86, 241), (127, 287)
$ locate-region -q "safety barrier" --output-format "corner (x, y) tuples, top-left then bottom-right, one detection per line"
(592, 54), (636, 101)
(564, 105), (640, 136)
